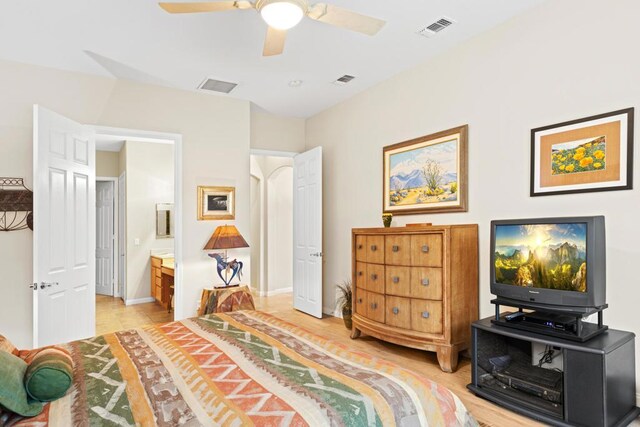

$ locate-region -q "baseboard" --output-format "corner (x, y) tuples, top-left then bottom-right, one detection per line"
(125, 297), (155, 306)
(637, 392), (640, 407)
(323, 307), (341, 318)
(255, 287), (293, 297)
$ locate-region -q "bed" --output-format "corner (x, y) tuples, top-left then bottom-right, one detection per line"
(2, 311), (477, 426)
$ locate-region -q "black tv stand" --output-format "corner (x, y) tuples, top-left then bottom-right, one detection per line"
(491, 298), (608, 342)
(468, 317), (640, 426)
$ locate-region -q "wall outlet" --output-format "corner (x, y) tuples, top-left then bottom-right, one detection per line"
(134, 238), (140, 246)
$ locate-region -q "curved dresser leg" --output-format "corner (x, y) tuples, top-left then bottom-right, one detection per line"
(436, 347), (459, 373)
(350, 327), (362, 339)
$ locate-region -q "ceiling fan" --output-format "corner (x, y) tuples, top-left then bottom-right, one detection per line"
(159, 0), (386, 56)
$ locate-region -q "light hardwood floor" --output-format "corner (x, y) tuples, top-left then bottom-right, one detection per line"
(96, 293), (639, 427)
(96, 295), (172, 335)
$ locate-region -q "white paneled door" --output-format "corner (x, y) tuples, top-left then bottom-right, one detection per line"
(96, 181), (114, 296)
(293, 147), (323, 318)
(33, 105), (96, 348)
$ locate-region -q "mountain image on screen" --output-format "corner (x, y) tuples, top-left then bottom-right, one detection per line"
(494, 223), (587, 292)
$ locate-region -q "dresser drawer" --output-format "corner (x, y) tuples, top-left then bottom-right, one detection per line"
(410, 234), (443, 267)
(385, 296), (411, 329)
(151, 257), (162, 268)
(366, 236), (385, 264)
(355, 289), (368, 317)
(155, 267), (162, 278)
(385, 235), (411, 266)
(410, 267), (443, 300)
(355, 235), (367, 262)
(385, 266), (411, 297)
(355, 262), (367, 290)
(367, 292), (385, 323)
(365, 264), (385, 294)
(411, 300), (443, 334)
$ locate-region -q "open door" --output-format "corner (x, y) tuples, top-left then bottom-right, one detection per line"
(33, 105), (96, 347)
(293, 146), (323, 318)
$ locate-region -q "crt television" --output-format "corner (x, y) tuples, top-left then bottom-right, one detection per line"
(490, 216), (606, 309)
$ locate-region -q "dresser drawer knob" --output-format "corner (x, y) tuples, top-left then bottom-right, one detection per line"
(421, 278), (430, 286)
(371, 245), (377, 251)
(392, 276), (400, 284)
(358, 298), (363, 303)
(392, 245), (399, 252)
(422, 311), (430, 319)
(358, 244), (363, 250)
(422, 245), (430, 253)
(370, 303), (378, 310)
(358, 271), (363, 276)
(371, 274), (378, 280)
(392, 307), (399, 315)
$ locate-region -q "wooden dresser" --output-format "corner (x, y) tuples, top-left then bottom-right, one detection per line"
(351, 224), (478, 372)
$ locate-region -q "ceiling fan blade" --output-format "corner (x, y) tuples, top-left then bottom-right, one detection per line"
(263, 26), (287, 56)
(307, 3), (385, 36)
(159, 1), (253, 14)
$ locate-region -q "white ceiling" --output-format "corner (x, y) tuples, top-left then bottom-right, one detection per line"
(0, 0), (543, 117)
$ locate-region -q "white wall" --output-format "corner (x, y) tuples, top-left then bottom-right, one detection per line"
(0, 59), (250, 347)
(96, 150), (119, 177)
(267, 166), (293, 293)
(306, 0), (640, 392)
(250, 155), (294, 295)
(123, 141), (174, 302)
(250, 109), (305, 153)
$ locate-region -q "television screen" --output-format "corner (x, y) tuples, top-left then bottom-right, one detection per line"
(494, 223), (587, 293)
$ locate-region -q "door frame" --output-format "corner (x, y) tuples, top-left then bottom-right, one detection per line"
(96, 177), (118, 298)
(92, 125), (184, 320)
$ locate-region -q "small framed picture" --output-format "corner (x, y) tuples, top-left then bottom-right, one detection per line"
(531, 108), (634, 196)
(198, 186), (235, 220)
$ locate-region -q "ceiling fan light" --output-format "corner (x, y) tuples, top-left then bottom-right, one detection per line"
(260, 1), (304, 30)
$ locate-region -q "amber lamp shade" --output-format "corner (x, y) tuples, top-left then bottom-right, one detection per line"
(203, 225), (249, 250)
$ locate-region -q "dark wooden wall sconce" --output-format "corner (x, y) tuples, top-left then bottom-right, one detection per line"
(0, 178), (33, 231)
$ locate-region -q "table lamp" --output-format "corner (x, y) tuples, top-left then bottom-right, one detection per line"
(204, 225), (249, 287)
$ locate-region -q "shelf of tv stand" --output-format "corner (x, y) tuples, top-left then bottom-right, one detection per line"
(491, 297), (608, 316)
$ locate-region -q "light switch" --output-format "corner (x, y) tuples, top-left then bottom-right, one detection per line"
(134, 238), (140, 246)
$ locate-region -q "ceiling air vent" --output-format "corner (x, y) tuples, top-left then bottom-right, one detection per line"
(417, 17), (455, 38)
(333, 74), (356, 86)
(198, 78), (238, 94)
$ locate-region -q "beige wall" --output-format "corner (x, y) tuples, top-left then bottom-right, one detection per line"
(123, 141), (174, 302)
(250, 110), (305, 153)
(96, 150), (120, 177)
(306, 0), (640, 392)
(0, 59), (250, 348)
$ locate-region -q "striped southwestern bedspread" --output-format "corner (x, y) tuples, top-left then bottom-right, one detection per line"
(3, 311), (477, 426)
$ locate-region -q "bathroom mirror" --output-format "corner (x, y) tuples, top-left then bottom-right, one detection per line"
(156, 203), (174, 238)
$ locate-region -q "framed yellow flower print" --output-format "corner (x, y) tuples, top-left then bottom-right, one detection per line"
(531, 108), (634, 196)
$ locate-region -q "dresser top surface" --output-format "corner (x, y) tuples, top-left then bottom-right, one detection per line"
(352, 224), (478, 234)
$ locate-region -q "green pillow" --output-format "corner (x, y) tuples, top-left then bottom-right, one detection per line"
(23, 347), (73, 402)
(0, 351), (43, 417)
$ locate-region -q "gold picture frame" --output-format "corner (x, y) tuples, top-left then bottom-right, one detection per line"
(383, 125), (468, 215)
(197, 186), (235, 220)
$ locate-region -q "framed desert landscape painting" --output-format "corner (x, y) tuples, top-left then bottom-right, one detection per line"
(198, 186), (235, 220)
(383, 125), (468, 215)
(531, 108), (634, 196)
